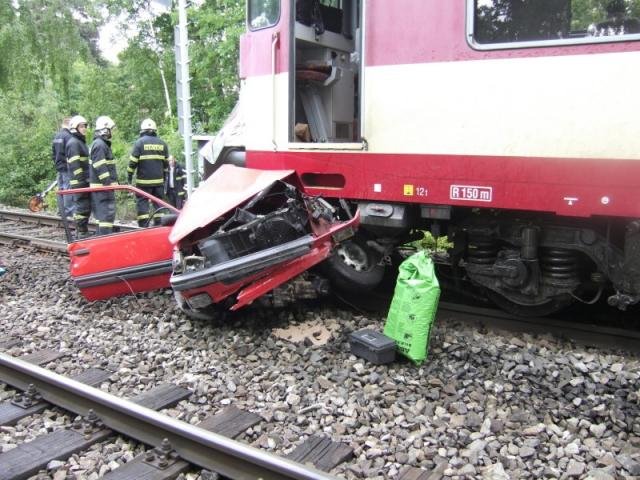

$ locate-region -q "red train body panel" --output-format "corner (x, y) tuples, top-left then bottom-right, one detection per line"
(219, 0), (640, 313)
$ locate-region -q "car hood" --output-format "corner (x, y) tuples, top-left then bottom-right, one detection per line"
(169, 165), (295, 244)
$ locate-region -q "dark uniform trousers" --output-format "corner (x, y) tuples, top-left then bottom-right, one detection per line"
(135, 186), (165, 227)
(93, 190), (116, 235)
(52, 128), (74, 218)
(165, 164), (187, 209)
(129, 133), (169, 227)
(66, 134), (91, 236)
(74, 192), (91, 233)
(166, 188), (184, 210)
(90, 136), (118, 236)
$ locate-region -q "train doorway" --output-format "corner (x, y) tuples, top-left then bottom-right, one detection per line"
(290, 0), (362, 146)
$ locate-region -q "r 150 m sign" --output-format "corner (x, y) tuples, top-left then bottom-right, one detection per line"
(450, 185), (492, 202)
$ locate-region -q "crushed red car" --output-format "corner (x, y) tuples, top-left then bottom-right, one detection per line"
(64, 166), (359, 317)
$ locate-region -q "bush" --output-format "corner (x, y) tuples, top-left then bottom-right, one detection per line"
(410, 231), (453, 253)
(0, 89), (60, 206)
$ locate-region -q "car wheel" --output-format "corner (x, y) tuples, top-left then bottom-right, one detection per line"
(322, 235), (385, 293)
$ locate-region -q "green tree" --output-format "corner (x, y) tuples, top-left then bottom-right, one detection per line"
(0, 1), (104, 204)
(0, 89), (61, 204)
(188, 0), (244, 133)
(0, 0), (101, 104)
(0, 0), (245, 205)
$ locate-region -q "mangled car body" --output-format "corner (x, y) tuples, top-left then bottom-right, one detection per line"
(66, 166), (359, 316)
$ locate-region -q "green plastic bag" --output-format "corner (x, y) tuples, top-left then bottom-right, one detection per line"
(384, 251), (440, 364)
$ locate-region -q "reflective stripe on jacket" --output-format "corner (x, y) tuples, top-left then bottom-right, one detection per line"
(128, 133), (169, 186)
(89, 135), (118, 186)
(65, 132), (89, 188)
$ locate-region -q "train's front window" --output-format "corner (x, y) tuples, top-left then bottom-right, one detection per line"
(248, 0), (280, 30)
(471, 0), (640, 47)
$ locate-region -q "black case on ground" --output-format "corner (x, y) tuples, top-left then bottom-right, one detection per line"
(349, 329), (396, 365)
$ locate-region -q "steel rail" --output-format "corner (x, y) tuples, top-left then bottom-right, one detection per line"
(0, 209), (137, 232)
(0, 353), (340, 480)
(438, 301), (640, 352)
(336, 289), (639, 352)
(0, 232), (67, 253)
(0, 210), (66, 227)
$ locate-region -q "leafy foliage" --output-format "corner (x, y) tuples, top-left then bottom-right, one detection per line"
(185, 0), (245, 133)
(410, 232), (454, 253)
(0, 88), (61, 204)
(0, 0), (100, 103)
(0, 0), (244, 206)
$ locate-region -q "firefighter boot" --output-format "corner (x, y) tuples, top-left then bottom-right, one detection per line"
(76, 220), (91, 240)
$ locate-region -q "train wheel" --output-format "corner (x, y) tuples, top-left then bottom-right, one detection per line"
(486, 290), (574, 317)
(322, 235), (385, 293)
(173, 290), (219, 321)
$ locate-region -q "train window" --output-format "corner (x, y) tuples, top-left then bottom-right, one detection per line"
(248, 0), (280, 30)
(470, 0), (640, 48)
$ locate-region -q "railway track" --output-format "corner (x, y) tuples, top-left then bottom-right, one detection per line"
(0, 348), (352, 480)
(335, 290), (640, 353)
(437, 301), (640, 353)
(0, 210), (70, 252)
(0, 209), (135, 253)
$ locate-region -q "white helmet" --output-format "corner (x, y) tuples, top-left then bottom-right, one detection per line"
(95, 115), (116, 131)
(140, 118), (157, 132)
(69, 115), (88, 131)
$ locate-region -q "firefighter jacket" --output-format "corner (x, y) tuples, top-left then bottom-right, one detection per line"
(128, 133), (169, 187)
(164, 163), (186, 198)
(66, 131), (89, 188)
(52, 128), (72, 173)
(89, 135), (117, 186)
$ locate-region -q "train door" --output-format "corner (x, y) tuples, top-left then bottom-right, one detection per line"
(290, 0), (363, 145)
(240, 0), (288, 151)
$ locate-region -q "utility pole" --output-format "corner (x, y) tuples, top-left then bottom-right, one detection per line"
(175, 0), (194, 196)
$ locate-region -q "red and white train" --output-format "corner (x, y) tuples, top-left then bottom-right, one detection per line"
(67, 0), (640, 317)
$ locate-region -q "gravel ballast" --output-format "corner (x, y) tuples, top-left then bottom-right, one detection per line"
(0, 245), (638, 480)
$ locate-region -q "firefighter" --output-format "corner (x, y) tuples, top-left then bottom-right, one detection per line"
(127, 118), (169, 227)
(164, 155), (187, 209)
(65, 115), (91, 239)
(89, 116), (117, 236)
(51, 116), (73, 218)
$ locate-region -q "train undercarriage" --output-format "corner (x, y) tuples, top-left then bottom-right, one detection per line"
(335, 202), (640, 316)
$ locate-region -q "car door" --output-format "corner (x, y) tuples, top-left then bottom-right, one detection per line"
(62, 185), (178, 301)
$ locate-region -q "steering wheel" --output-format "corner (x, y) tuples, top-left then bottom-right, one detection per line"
(147, 206), (175, 227)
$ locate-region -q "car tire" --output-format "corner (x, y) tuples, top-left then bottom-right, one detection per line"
(322, 236), (385, 293)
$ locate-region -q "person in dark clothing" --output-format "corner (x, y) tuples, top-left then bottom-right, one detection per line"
(66, 115), (91, 239)
(127, 118), (169, 227)
(89, 116), (117, 236)
(164, 155), (187, 209)
(52, 117), (74, 218)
